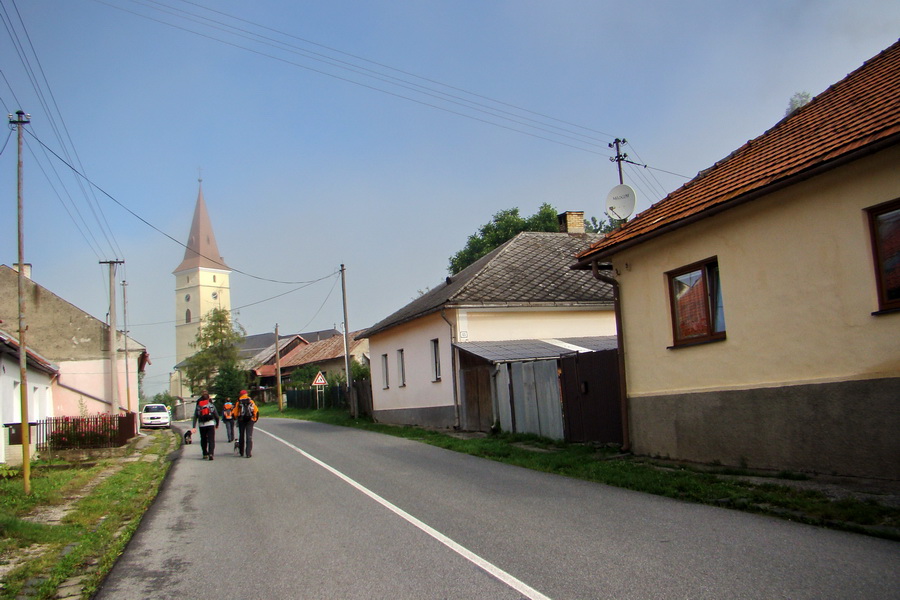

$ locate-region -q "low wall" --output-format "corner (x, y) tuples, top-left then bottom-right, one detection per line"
(628, 377), (900, 480)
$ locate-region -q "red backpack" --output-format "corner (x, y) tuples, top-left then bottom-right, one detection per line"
(198, 399), (213, 422)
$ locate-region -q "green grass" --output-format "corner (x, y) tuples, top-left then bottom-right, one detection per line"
(0, 431), (175, 599)
(259, 404), (900, 539)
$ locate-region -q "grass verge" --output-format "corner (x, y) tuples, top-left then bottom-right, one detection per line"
(259, 404), (900, 540)
(0, 430), (175, 599)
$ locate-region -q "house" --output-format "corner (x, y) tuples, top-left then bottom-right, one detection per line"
(0, 265), (149, 416)
(274, 330), (369, 385)
(573, 42), (900, 479)
(359, 212), (617, 433)
(0, 329), (56, 464)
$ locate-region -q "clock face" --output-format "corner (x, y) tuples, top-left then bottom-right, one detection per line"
(184, 294), (191, 302)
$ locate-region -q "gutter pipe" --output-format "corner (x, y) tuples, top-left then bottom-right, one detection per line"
(591, 261), (630, 451)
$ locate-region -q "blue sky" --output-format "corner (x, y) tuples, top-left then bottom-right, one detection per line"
(1, 0), (898, 396)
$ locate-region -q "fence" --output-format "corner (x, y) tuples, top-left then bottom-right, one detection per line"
(31, 414), (137, 452)
(285, 379), (372, 416)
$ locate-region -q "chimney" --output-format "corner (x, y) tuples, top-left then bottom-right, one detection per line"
(557, 211), (585, 234)
(13, 263), (32, 279)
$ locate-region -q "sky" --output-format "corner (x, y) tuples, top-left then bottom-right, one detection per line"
(1, 0), (898, 397)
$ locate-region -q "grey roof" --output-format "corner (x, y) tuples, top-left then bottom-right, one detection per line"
(360, 232), (614, 339)
(455, 336), (618, 363)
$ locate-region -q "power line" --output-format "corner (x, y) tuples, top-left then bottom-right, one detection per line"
(26, 129), (337, 286)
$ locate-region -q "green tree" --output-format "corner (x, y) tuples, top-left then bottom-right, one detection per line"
(183, 307), (246, 394)
(785, 91), (811, 117)
(287, 364), (321, 389)
(209, 361), (249, 408)
(448, 203), (558, 274)
(585, 213), (620, 234)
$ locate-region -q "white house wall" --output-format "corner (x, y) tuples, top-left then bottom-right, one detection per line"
(1, 353), (54, 464)
(368, 312), (455, 427)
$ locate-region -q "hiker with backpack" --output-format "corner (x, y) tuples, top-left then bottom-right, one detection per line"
(191, 391), (220, 461)
(234, 390), (258, 458)
(221, 397), (236, 443)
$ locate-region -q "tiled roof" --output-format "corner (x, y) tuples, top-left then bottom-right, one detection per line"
(0, 328), (58, 375)
(279, 331), (367, 369)
(360, 232), (614, 338)
(575, 40), (900, 265)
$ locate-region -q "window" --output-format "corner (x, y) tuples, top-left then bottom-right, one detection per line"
(667, 257), (726, 346)
(397, 349), (406, 387)
(430, 339), (441, 381)
(868, 198), (900, 312)
(185, 309), (192, 324)
(381, 354), (390, 389)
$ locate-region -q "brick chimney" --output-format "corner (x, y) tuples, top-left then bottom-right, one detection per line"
(557, 211), (585, 234)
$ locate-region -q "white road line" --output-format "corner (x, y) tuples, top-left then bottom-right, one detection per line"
(259, 427), (553, 600)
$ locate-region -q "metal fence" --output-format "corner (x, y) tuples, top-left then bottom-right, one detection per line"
(33, 414), (137, 452)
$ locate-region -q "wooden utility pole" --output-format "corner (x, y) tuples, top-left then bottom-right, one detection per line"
(11, 110), (31, 494)
(609, 138), (627, 185)
(340, 264), (355, 418)
(274, 323), (283, 412)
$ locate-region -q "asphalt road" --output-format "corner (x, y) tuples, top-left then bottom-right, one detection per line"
(95, 418), (899, 599)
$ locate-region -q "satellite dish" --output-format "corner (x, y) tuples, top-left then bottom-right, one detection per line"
(605, 184), (636, 221)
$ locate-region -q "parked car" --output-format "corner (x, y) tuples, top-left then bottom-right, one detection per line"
(140, 404), (171, 429)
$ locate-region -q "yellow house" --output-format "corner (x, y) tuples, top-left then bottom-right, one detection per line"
(574, 42), (900, 480)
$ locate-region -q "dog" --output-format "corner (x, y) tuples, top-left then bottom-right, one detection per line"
(234, 439), (240, 455)
(183, 430), (193, 445)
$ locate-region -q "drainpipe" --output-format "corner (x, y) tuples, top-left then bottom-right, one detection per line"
(440, 308), (461, 429)
(591, 261), (630, 451)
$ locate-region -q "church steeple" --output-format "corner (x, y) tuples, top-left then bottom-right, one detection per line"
(171, 181), (233, 395)
(173, 181), (229, 273)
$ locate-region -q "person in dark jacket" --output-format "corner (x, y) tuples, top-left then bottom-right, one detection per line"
(191, 391), (220, 460)
(234, 390), (258, 458)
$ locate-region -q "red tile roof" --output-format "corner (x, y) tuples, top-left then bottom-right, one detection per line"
(575, 40), (900, 265)
(279, 331), (367, 369)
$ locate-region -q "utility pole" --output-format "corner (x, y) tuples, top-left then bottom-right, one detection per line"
(121, 280), (132, 413)
(340, 264), (355, 418)
(10, 110), (31, 494)
(274, 323), (283, 412)
(609, 138), (627, 185)
(101, 260), (124, 415)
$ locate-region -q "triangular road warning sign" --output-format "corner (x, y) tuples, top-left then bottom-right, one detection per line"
(312, 371), (328, 386)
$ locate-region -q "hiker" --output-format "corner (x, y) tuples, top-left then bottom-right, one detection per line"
(234, 390), (258, 458)
(222, 397), (235, 443)
(191, 391), (220, 460)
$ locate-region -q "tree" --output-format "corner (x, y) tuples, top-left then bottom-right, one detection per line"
(183, 307), (246, 394)
(287, 364), (321, 389)
(448, 203), (558, 274)
(209, 362), (249, 408)
(785, 91), (811, 117)
(585, 213), (620, 234)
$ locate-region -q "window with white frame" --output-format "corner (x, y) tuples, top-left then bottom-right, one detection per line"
(397, 348), (406, 387)
(666, 257), (726, 346)
(430, 338), (441, 382)
(381, 353), (389, 389)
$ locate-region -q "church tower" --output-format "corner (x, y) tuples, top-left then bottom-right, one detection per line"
(171, 181), (232, 393)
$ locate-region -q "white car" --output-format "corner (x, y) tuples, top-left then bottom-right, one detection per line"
(140, 404), (171, 429)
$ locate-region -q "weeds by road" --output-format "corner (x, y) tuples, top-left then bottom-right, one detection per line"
(260, 404), (900, 540)
(0, 429), (176, 599)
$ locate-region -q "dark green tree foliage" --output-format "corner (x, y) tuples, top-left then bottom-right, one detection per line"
(288, 364), (321, 389)
(209, 361), (249, 408)
(448, 203), (558, 274)
(183, 307), (246, 394)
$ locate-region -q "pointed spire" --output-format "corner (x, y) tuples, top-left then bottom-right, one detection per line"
(173, 181), (230, 273)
